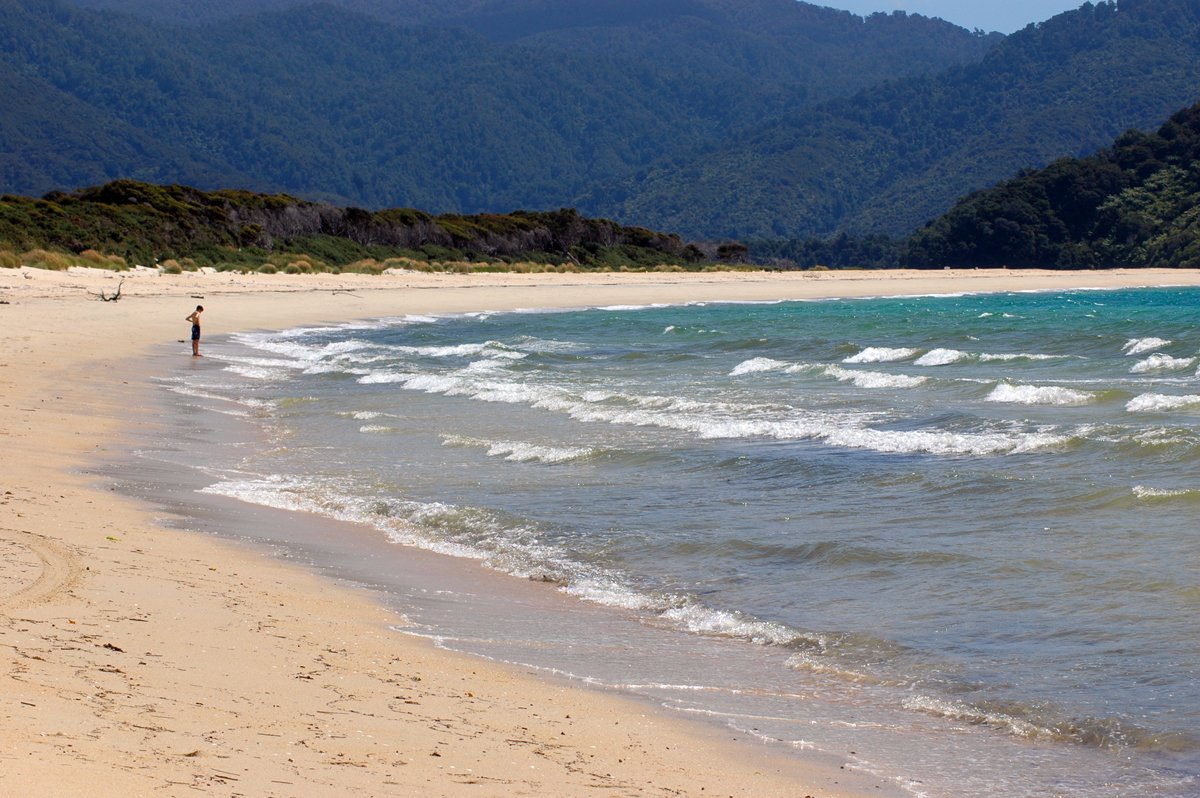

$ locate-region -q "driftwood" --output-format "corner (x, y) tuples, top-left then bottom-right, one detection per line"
(95, 279), (124, 302)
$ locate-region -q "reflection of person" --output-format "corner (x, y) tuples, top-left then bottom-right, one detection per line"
(186, 305), (204, 357)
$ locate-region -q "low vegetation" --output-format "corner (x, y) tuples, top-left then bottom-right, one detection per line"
(0, 180), (724, 273)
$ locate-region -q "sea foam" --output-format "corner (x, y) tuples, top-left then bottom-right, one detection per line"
(844, 347), (918, 364)
(915, 348), (969, 366)
(730, 357), (790, 376)
(1125, 393), (1200, 412)
(986, 383), (1096, 406)
(824, 365), (927, 389)
(1123, 337), (1172, 356)
(1130, 354), (1196, 373)
(442, 435), (594, 464)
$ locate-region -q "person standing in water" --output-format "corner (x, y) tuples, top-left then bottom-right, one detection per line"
(186, 305), (204, 357)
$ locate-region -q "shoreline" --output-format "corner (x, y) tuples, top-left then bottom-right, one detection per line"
(4, 265), (1200, 797)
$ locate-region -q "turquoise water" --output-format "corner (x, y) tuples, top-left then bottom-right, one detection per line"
(166, 287), (1200, 796)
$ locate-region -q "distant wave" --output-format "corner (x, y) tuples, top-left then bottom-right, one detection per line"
(729, 357), (790, 376)
(986, 383), (1097, 406)
(1130, 354), (1196, 373)
(359, 424), (400, 433)
(1132, 485), (1200, 500)
(354, 358), (1063, 457)
(397, 340), (527, 359)
(1125, 393), (1200, 412)
(730, 358), (926, 389)
(915, 348), (970, 366)
(977, 352), (1065, 362)
(843, 346), (918, 364)
(823, 365), (927, 389)
(1123, 337), (1172, 356)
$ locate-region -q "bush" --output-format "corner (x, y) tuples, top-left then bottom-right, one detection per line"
(0, 250), (20, 268)
(22, 248), (72, 270)
(257, 263), (278, 274)
(79, 249), (128, 270)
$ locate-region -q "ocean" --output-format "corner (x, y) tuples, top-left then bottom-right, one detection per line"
(132, 286), (1200, 797)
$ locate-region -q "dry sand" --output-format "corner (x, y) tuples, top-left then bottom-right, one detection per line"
(3, 265), (1198, 797)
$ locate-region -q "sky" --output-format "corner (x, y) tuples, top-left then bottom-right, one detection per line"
(822, 1), (1086, 33)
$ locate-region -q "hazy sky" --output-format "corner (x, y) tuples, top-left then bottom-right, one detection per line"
(822, 1), (1085, 33)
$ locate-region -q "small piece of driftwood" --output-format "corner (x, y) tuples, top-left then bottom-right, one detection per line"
(95, 279), (125, 302)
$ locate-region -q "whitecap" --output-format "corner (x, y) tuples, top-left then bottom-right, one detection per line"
(915, 348), (969, 366)
(358, 371), (417, 385)
(1125, 393), (1200, 412)
(1132, 485), (1196, 500)
(442, 435), (594, 464)
(1130, 354), (1196, 373)
(399, 341), (526, 360)
(978, 352), (1063, 362)
(1122, 337), (1172, 356)
(843, 346), (918, 364)
(823, 365), (927, 389)
(359, 424), (399, 433)
(730, 357), (790, 376)
(818, 426), (1064, 457)
(985, 383), (1096, 406)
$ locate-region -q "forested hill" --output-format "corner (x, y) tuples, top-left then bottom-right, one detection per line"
(0, 0), (994, 223)
(0, 180), (706, 270)
(585, 0), (1200, 239)
(903, 101), (1200, 269)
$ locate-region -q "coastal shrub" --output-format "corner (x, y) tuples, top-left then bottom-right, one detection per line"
(345, 258), (388, 275)
(80, 249), (128, 270)
(22, 248), (72, 270)
(257, 263), (278, 274)
(159, 259), (184, 274)
(382, 256), (426, 272)
(0, 250), (19, 268)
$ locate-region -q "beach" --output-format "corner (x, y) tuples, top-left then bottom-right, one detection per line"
(4, 265), (1200, 797)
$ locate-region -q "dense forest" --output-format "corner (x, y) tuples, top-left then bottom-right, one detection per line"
(7, 0), (1200, 250)
(590, 0), (1200, 239)
(0, 181), (710, 271)
(903, 101), (1200, 269)
(10, 86), (1200, 274)
(0, 0), (995, 232)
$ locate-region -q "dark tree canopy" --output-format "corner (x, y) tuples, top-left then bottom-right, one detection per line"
(903, 102), (1200, 269)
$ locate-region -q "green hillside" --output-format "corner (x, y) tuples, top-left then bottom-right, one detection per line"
(904, 101), (1200, 268)
(0, 0), (994, 224)
(587, 0), (1200, 239)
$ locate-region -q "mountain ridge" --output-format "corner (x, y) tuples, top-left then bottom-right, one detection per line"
(586, 0), (1200, 239)
(1, 0), (997, 228)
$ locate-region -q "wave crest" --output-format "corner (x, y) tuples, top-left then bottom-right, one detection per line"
(843, 346), (918, 364)
(986, 383), (1096, 406)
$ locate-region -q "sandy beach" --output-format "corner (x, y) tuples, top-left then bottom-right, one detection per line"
(4, 265), (1199, 798)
